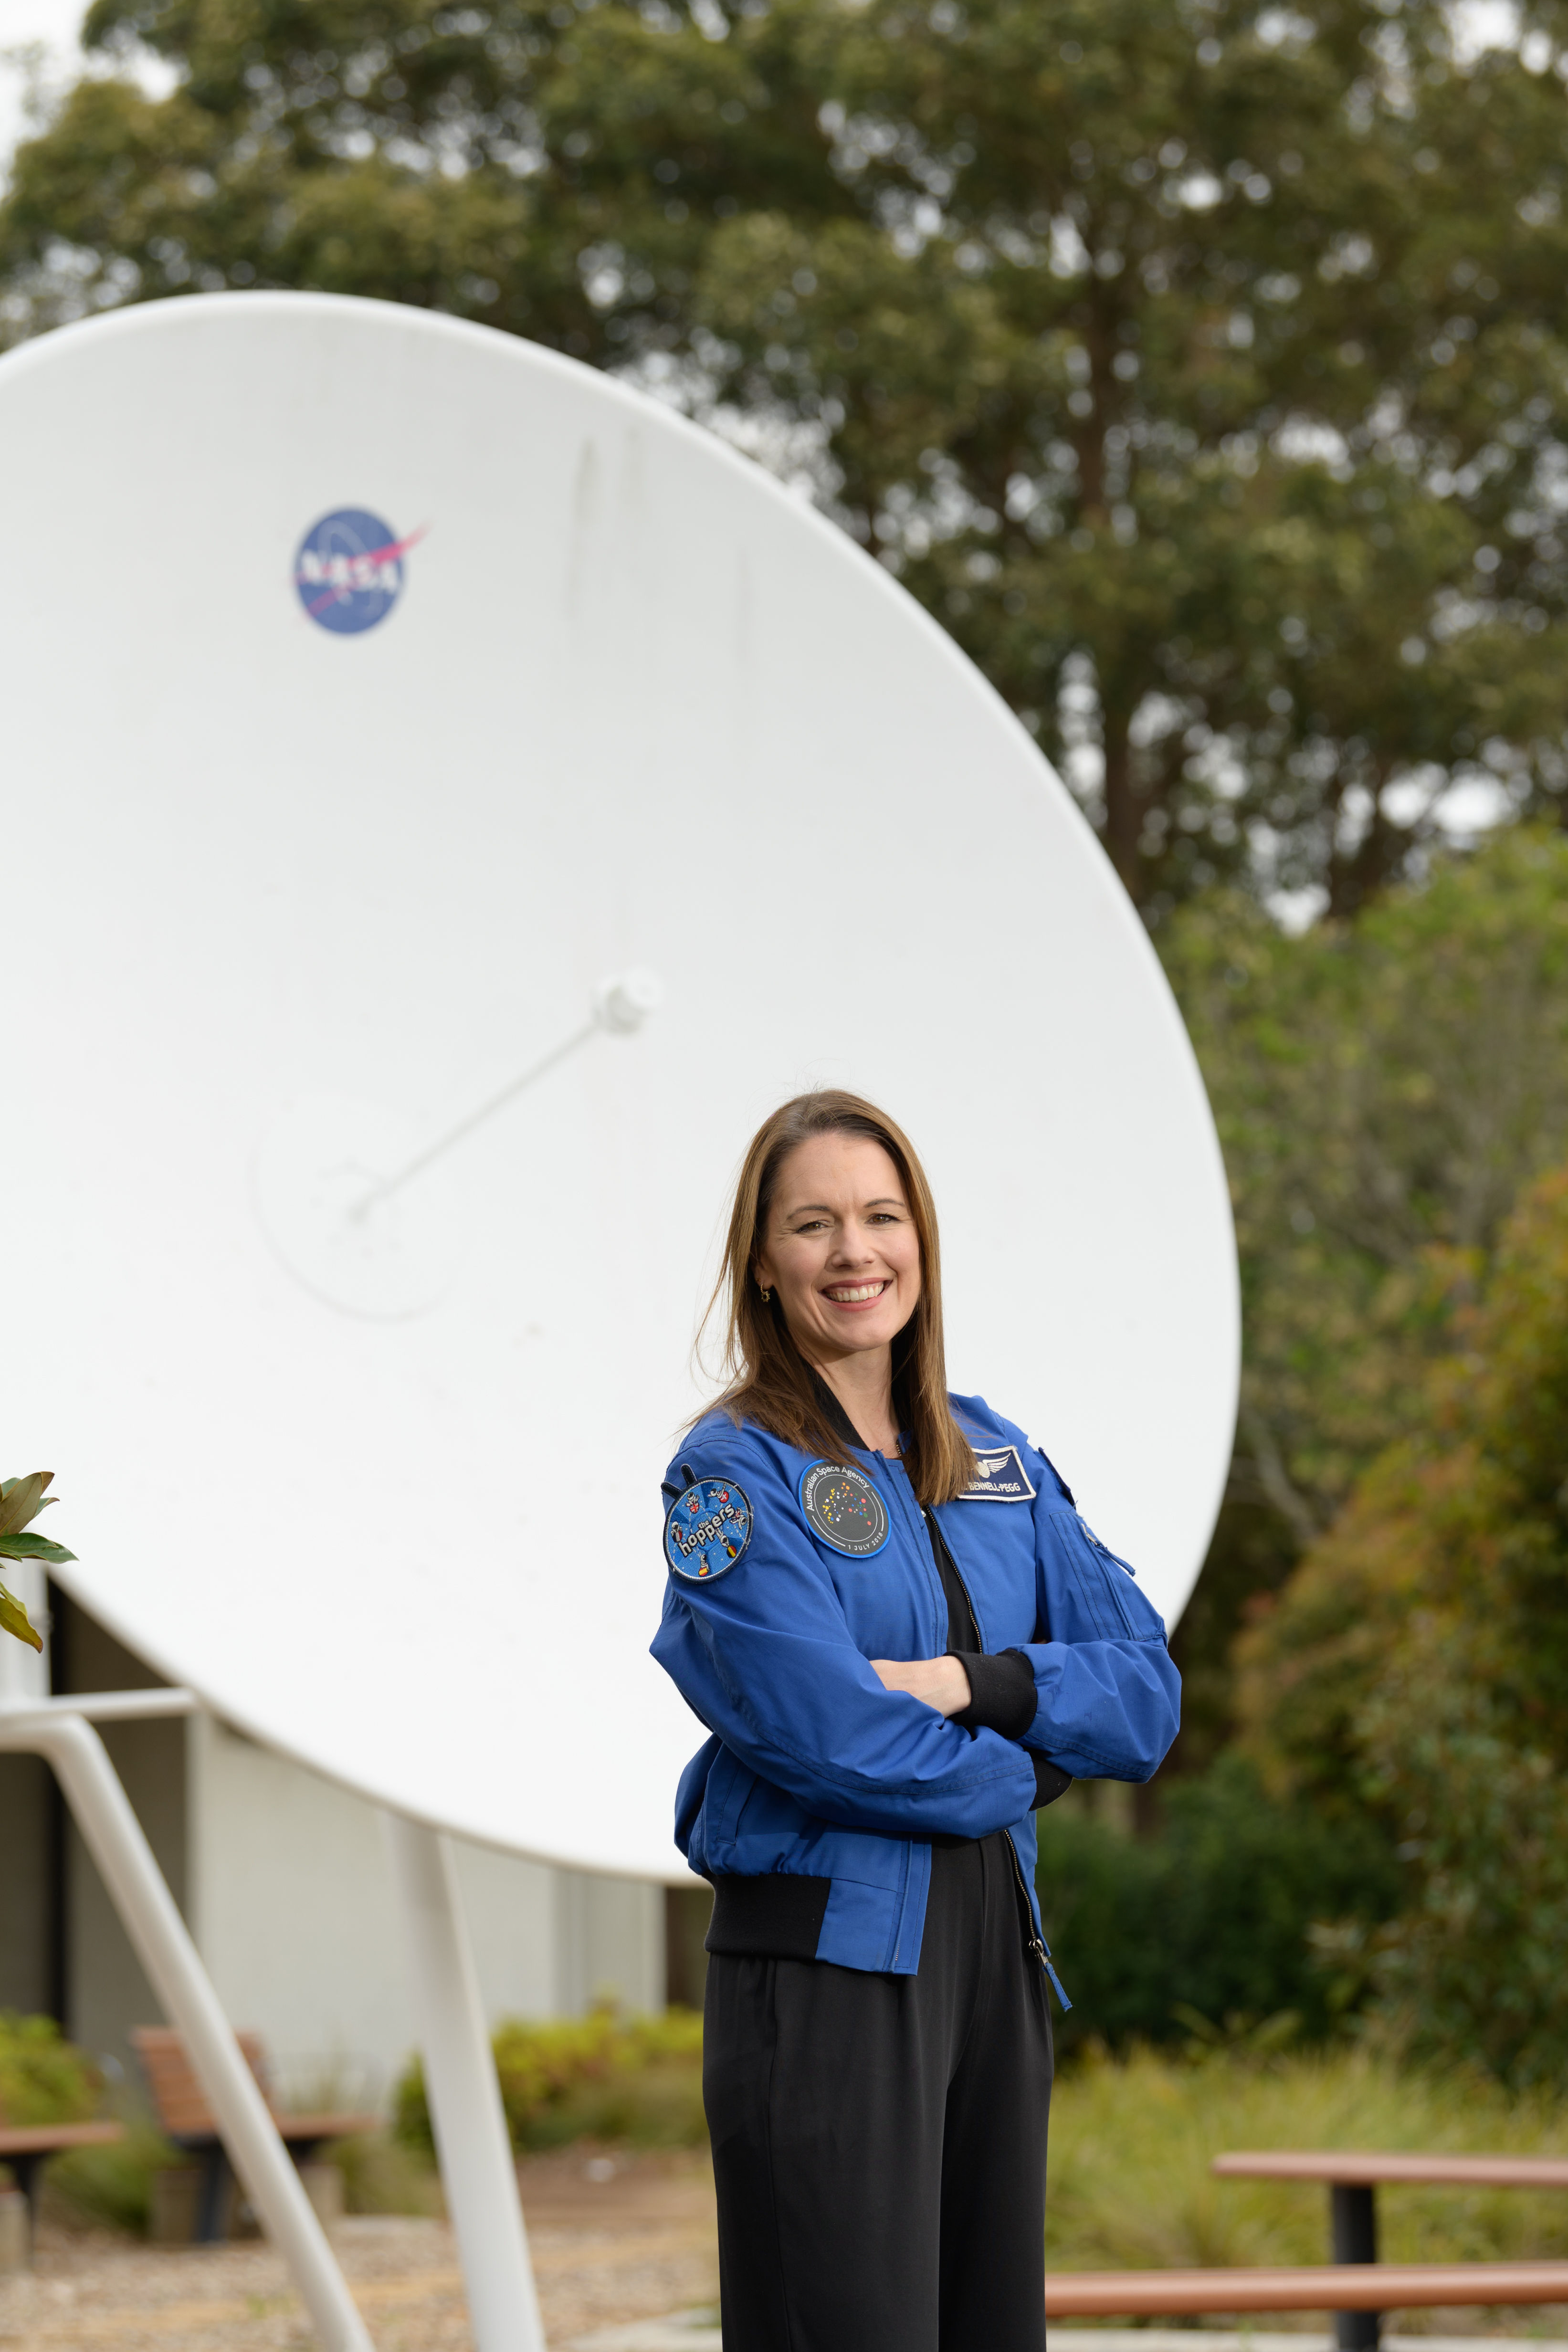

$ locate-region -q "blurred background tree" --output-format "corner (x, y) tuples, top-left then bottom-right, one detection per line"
(3, 0), (1568, 917)
(1165, 826), (1568, 1765)
(1236, 1156), (1568, 2083)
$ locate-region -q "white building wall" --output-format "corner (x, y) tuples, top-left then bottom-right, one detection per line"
(187, 1712), (664, 2108)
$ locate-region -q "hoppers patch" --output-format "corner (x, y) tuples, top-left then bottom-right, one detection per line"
(800, 1462), (890, 1557)
(958, 1444), (1037, 1502)
(665, 1477), (752, 1583)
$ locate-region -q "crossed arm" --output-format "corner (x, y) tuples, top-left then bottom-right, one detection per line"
(871, 1656), (973, 1715)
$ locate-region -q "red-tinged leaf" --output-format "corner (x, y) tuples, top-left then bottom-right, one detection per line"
(0, 1472), (55, 1537)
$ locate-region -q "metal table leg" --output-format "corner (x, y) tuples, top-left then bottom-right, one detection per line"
(195, 2143), (232, 2243)
(9, 2154), (41, 2244)
(1331, 2180), (1381, 2351)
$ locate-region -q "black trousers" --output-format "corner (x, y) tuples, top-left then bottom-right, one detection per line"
(703, 1832), (1053, 2352)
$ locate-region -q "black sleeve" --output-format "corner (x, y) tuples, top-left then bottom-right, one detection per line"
(1029, 1754), (1073, 1809)
(949, 1648), (1035, 1739)
(950, 1648), (1074, 1809)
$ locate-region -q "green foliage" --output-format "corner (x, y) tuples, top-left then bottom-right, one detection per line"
(321, 2131), (442, 2217)
(0, 1471), (75, 1649)
(1239, 1155), (1568, 2083)
(0, 2010), (99, 2129)
(1167, 827), (1568, 1543)
(46, 2120), (184, 2235)
(394, 2006), (705, 2157)
(1036, 1755), (1402, 2055)
(1047, 2043), (1568, 2273)
(5, 1), (1568, 911)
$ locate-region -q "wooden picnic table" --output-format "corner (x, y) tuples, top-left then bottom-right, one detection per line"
(1211, 2150), (1568, 2352)
(0, 2122), (126, 2246)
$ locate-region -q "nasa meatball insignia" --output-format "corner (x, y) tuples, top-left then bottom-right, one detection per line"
(799, 1462), (891, 1557)
(958, 1444), (1037, 1502)
(664, 1477), (753, 1583)
(294, 508), (428, 635)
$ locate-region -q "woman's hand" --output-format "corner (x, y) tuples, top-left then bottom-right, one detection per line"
(870, 1655), (972, 1717)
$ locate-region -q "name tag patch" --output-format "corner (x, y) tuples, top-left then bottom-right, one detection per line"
(664, 1477), (752, 1583)
(800, 1462), (890, 1557)
(959, 1444), (1037, 1502)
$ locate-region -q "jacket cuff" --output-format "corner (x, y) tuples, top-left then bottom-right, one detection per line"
(950, 1648), (1036, 1741)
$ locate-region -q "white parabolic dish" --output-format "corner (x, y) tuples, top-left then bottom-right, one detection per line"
(0, 294), (1237, 1880)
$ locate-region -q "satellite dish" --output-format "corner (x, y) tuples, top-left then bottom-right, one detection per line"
(0, 294), (1236, 1880)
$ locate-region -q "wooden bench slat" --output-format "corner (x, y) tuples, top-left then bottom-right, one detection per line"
(0, 2124), (124, 2156)
(1044, 2263), (1568, 2317)
(132, 2026), (272, 2137)
(1214, 2152), (1568, 2189)
(130, 2028), (376, 2146)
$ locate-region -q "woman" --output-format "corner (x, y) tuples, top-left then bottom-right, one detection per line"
(652, 1091), (1179, 2352)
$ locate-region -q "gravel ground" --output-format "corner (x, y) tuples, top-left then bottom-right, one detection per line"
(0, 2149), (718, 2352)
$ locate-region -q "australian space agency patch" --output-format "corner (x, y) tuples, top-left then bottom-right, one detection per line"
(958, 1444), (1037, 1502)
(800, 1462), (890, 1557)
(664, 1477), (752, 1583)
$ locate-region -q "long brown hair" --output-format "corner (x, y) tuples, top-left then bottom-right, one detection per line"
(696, 1091), (977, 1505)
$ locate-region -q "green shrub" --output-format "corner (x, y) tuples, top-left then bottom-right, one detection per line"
(326, 2132), (443, 2216)
(1047, 2042), (1568, 2272)
(394, 2006), (705, 2156)
(1037, 1755), (1403, 2054)
(0, 2011), (99, 2127)
(46, 2121), (184, 2236)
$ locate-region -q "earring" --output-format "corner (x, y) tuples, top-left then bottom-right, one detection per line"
(758, 1284), (771, 1304)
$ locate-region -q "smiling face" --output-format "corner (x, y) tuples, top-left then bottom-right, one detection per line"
(753, 1132), (922, 1368)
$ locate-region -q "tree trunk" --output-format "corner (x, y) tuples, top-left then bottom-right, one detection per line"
(1102, 696), (1141, 898)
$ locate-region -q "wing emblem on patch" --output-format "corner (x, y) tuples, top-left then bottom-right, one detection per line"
(958, 1444), (1037, 1502)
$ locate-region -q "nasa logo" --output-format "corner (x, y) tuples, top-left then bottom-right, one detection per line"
(294, 509), (427, 635)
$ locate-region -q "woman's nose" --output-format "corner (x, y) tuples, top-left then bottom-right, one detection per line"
(828, 1228), (874, 1263)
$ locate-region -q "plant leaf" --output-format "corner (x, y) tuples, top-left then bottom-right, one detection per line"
(0, 1585), (43, 1652)
(0, 1472), (56, 1537)
(0, 1531), (75, 1564)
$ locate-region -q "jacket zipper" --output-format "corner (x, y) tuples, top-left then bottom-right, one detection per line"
(932, 1505), (1073, 2012)
(1003, 1831), (1073, 2011)
(923, 1503), (986, 1649)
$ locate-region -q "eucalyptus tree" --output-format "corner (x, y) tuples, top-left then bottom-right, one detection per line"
(4, 0), (1568, 910)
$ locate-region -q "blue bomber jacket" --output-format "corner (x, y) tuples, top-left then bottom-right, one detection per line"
(651, 1393), (1180, 1977)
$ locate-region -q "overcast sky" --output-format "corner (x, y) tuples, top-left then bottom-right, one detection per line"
(0, 0), (86, 166)
(0, 0), (1527, 191)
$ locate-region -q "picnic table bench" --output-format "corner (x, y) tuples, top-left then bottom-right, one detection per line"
(131, 2027), (378, 2243)
(1042, 2151), (1568, 2349)
(0, 2121), (126, 2251)
(1213, 2150), (1568, 2349)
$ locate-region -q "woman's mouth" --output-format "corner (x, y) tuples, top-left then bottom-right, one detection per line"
(824, 1281), (887, 1305)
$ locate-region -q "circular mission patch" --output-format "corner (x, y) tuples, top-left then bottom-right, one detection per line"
(664, 1477), (753, 1584)
(799, 1462), (890, 1558)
